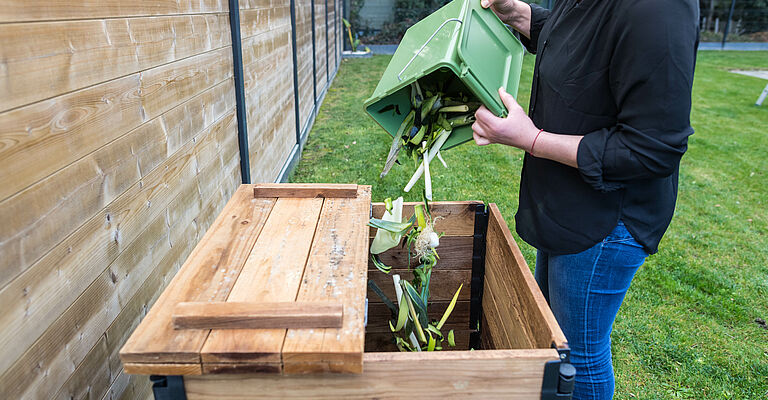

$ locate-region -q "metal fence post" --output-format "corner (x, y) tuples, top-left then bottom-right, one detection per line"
(721, 0), (737, 48)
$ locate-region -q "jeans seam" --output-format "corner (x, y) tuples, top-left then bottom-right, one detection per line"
(583, 242), (604, 400)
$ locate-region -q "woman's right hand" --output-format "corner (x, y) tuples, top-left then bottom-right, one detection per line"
(480, 0), (532, 38)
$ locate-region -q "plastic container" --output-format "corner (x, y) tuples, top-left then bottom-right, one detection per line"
(363, 0), (525, 150)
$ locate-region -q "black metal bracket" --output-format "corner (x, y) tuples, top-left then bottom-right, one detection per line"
(227, 0), (251, 184)
(311, 0), (318, 103)
(541, 346), (576, 400)
(468, 203), (489, 349)
(150, 375), (187, 400)
(288, 0), (302, 145)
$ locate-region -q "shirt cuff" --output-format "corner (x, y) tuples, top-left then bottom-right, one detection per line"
(519, 3), (549, 54)
(577, 129), (625, 192)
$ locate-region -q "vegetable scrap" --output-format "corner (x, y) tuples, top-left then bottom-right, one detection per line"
(379, 80), (480, 199)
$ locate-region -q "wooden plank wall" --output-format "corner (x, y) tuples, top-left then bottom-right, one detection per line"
(296, 0), (317, 131)
(240, 0), (296, 182)
(0, 0), (342, 398)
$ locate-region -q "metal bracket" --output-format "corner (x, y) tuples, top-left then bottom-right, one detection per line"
(540, 347), (575, 400)
(150, 375), (187, 400)
(397, 18), (463, 81)
(468, 203), (489, 349)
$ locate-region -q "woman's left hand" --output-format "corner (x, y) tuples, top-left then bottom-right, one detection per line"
(472, 87), (539, 151)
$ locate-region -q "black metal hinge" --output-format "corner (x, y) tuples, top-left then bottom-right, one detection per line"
(541, 347), (576, 400)
(150, 375), (187, 400)
(468, 203), (489, 349)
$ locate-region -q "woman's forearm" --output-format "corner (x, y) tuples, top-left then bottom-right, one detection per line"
(530, 131), (582, 168)
(507, 1), (532, 38)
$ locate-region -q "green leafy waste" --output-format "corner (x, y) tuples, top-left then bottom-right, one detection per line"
(367, 195), (463, 352)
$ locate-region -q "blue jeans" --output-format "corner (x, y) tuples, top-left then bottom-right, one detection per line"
(535, 221), (648, 400)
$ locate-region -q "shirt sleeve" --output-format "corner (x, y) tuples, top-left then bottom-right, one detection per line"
(519, 3), (550, 54)
(576, 0), (699, 192)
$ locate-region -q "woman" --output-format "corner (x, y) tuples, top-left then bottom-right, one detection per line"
(472, 0), (699, 398)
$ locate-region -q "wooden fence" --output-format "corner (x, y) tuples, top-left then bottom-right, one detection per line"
(0, 0), (343, 398)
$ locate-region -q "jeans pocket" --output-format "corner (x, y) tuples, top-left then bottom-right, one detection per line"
(603, 221), (641, 246)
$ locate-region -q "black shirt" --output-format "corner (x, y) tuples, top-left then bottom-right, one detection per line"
(515, 0), (699, 255)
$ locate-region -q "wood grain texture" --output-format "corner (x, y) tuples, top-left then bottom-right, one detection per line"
(3, 128), (239, 400)
(119, 186), (277, 366)
(368, 235), (474, 270)
(370, 201), (481, 237)
(242, 22), (296, 183)
(124, 363), (203, 375)
(184, 349), (559, 399)
(0, 14), (231, 112)
(174, 302), (342, 330)
(0, 46), (233, 205)
(0, 78), (234, 289)
(485, 204), (568, 350)
(367, 269), (471, 303)
(0, 141), (239, 398)
(281, 186), (372, 374)
(0, 0), (227, 23)
(0, 109), (237, 382)
(253, 183), (358, 198)
(200, 197), (324, 366)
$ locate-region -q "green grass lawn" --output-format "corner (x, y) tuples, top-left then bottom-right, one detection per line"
(290, 52), (768, 398)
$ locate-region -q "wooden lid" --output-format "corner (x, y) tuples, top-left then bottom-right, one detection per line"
(120, 184), (372, 375)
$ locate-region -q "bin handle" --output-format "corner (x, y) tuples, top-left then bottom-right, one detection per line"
(398, 18), (463, 82)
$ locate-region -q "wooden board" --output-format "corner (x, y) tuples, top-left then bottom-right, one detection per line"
(370, 201), (481, 237)
(184, 350), (560, 399)
(119, 187), (277, 365)
(0, 1), (227, 23)
(0, 14), (230, 113)
(368, 236), (474, 270)
(173, 302), (343, 330)
(484, 204), (568, 350)
(253, 183), (358, 198)
(281, 187), (372, 374)
(200, 197), (323, 367)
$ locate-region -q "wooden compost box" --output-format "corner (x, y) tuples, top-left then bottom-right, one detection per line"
(120, 183), (574, 399)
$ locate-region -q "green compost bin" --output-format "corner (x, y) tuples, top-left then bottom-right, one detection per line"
(363, 0), (525, 150)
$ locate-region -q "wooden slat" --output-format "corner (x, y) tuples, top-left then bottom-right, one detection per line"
(184, 350), (560, 399)
(253, 183), (358, 198)
(370, 201), (481, 237)
(200, 197), (324, 366)
(119, 186), (277, 366)
(485, 204), (568, 349)
(173, 302), (343, 330)
(483, 273), (533, 349)
(281, 186), (372, 374)
(52, 336), (112, 400)
(123, 363), (203, 376)
(0, 0), (227, 23)
(0, 14), (230, 113)
(368, 269), (471, 303)
(368, 236), (474, 270)
(0, 46), (233, 205)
